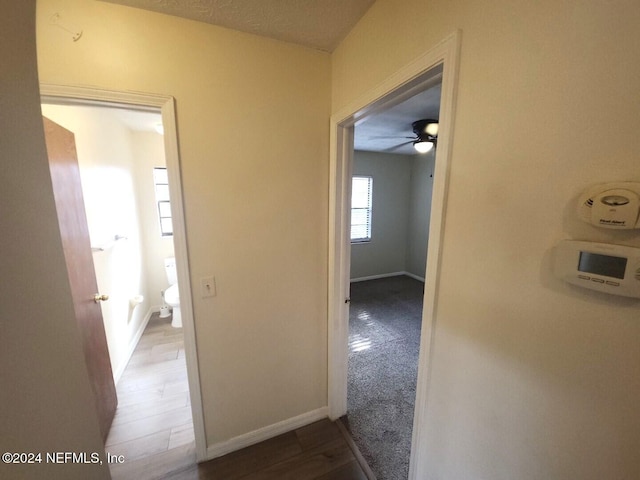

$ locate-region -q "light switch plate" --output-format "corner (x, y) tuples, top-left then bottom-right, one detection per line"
(201, 276), (216, 298)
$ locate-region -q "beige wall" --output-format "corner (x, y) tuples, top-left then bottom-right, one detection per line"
(36, 0), (330, 445)
(0, 2), (109, 479)
(334, 0), (640, 478)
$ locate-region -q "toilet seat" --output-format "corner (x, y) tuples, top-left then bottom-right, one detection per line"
(165, 283), (180, 305)
(164, 283), (182, 328)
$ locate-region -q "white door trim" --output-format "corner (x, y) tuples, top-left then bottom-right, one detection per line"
(327, 30), (461, 479)
(40, 84), (208, 462)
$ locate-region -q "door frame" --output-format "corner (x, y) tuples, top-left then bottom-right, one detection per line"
(40, 84), (207, 462)
(327, 31), (461, 479)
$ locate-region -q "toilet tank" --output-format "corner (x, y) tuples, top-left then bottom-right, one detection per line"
(164, 257), (178, 285)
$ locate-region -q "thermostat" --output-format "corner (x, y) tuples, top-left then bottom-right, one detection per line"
(552, 240), (640, 298)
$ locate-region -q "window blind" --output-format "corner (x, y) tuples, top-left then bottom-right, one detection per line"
(351, 176), (372, 242)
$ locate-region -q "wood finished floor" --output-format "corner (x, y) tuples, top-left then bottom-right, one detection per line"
(106, 313), (194, 479)
(107, 314), (370, 480)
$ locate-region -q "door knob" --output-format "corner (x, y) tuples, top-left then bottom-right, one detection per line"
(94, 294), (110, 303)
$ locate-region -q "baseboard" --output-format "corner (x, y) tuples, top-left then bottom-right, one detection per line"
(336, 419), (377, 480)
(204, 407), (329, 460)
(351, 271), (425, 283)
(403, 271), (425, 282)
(113, 307), (154, 385)
(350, 271), (405, 283)
(150, 304), (164, 313)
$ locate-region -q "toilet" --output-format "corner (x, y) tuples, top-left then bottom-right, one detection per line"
(164, 257), (182, 328)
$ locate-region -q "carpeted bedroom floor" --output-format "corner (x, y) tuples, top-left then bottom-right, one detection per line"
(343, 275), (424, 480)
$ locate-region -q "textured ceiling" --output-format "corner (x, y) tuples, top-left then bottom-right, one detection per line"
(99, 0), (375, 52)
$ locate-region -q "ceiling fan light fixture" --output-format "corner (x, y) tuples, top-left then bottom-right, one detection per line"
(414, 140), (434, 153)
(411, 118), (438, 153)
(425, 122), (439, 137)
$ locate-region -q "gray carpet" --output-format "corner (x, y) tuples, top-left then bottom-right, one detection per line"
(343, 275), (424, 480)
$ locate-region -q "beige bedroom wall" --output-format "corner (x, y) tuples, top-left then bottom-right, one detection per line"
(351, 150), (412, 279)
(0, 2), (109, 479)
(333, 0), (640, 478)
(406, 152), (435, 278)
(36, 0), (330, 445)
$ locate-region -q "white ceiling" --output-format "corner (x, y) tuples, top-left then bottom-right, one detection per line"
(96, 0), (442, 154)
(354, 81), (442, 156)
(108, 108), (162, 132)
(99, 0), (375, 52)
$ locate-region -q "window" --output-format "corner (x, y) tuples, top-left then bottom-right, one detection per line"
(153, 167), (173, 236)
(351, 176), (373, 243)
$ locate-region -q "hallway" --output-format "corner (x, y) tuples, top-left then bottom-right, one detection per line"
(106, 314), (371, 479)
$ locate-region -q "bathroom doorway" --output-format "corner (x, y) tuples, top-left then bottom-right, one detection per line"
(41, 102), (175, 381)
(40, 86), (206, 462)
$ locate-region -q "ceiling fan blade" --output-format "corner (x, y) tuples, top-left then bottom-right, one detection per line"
(367, 135), (417, 140)
(383, 140), (414, 152)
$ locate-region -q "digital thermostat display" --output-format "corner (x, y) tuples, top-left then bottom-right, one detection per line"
(577, 251), (627, 279)
(553, 240), (640, 298)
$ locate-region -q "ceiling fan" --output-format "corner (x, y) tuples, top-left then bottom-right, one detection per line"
(384, 119), (439, 154)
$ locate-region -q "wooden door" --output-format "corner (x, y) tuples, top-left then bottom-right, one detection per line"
(43, 116), (117, 441)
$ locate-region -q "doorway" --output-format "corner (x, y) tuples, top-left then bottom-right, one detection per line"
(345, 91), (440, 477)
(40, 85), (207, 462)
(41, 103), (173, 382)
(328, 32), (461, 479)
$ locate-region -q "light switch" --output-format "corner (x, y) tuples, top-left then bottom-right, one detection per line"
(201, 276), (216, 298)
